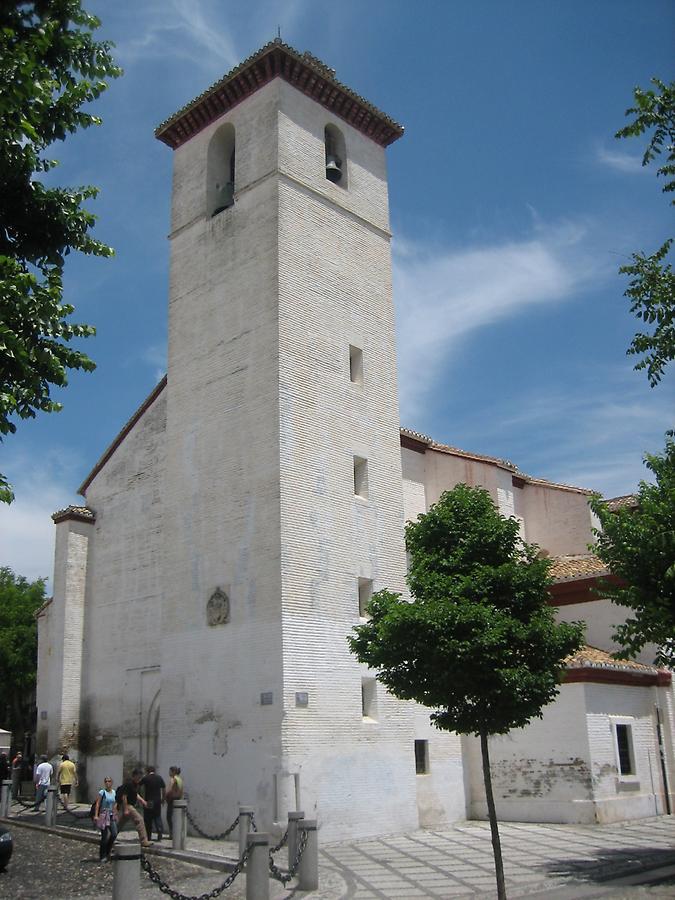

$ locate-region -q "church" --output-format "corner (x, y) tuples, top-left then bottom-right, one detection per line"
(35, 41), (674, 841)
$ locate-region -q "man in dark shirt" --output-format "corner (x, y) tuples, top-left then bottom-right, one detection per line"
(117, 768), (150, 846)
(140, 764), (165, 841)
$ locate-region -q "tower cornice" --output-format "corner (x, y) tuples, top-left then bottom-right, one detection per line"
(155, 39), (404, 150)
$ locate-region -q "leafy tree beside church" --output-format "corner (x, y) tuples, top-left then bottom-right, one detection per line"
(0, 1), (121, 502)
(0, 567), (46, 751)
(349, 484), (583, 900)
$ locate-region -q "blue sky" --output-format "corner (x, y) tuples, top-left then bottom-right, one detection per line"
(1, 0), (673, 582)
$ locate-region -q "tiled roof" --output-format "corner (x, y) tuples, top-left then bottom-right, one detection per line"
(604, 494), (638, 512)
(565, 644), (660, 674)
(51, 505), (96, 524)
(155, 40), (404, 150)
(400, 428), (593, 494)
(549, 555), (609, 582)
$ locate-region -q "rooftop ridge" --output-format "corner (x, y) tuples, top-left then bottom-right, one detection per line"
(155, 39), (404, 150)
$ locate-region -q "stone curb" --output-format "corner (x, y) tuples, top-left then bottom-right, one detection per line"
(1, 816), (241, 874)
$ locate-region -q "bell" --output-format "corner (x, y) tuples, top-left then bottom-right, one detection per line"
(325, 155), (342, 183)
(212, 181), (234, 215)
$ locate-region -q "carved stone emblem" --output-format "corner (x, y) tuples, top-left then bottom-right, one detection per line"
(207, 587), (230, 626)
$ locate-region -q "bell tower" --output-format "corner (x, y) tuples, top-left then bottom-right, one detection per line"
(157, 41), (415, 839)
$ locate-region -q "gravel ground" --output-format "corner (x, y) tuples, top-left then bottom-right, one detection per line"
(0, 824), (250, 900)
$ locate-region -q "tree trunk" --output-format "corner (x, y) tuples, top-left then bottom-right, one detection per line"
(480, 730), (507, 900)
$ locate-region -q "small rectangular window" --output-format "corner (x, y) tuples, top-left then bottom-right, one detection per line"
(615, 723), (634, 775)
(349, 345), (363, 384)
(361, 677), (377, 721)
(353, 456), (368, 498)
(414, 739), (429, 774)
(358, 578), (373, 617)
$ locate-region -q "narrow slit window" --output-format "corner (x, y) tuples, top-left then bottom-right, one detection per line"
(358, 578), (373, 618)
(324, 124), (347, 187)
(361, 677), (377, 721)
(615, 723), (634, 775)
(414, 739), (429, 774)
(349, 345), (363, 384)
(353, 456), (368, 498)
(207, 123), (236, 217)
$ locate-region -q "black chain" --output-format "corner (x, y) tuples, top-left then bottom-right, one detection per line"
(185, 806), (240, 841)
(269, 826), (288, 855)
(140, 845), (249, 900)
(248, 813), (258, 833)
(11, 795), (37, 811)
(268, 826), (308, 885)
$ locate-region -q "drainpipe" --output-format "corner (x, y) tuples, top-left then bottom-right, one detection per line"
(654, 697), (671, 816)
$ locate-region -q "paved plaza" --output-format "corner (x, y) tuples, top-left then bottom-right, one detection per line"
(3, 803), (675, 898)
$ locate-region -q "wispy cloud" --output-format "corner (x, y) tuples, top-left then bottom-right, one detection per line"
(141, 343), (167, 382)
(467, 369), (674, 497)
(393, 217), (607, 420)
(595, 143), (645, 175)
(0, 448), (82, 585)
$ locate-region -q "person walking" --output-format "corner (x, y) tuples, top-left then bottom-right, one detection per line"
(56, 753), (78, 808)
(165, 766), (183, 838)
(140, 764), (165, 841)
(116, 769), (150, 847)
(11, 751), (22, 800)
(94, 776), (118, 862)
(32, 754), (53, 810)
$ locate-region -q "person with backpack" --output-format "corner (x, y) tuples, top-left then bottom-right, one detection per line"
(93, 776), (118, 861)
(116, 769), (150, 847)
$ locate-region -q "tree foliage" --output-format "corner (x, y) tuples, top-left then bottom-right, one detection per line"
(349, 485), (583, 900)
(0, 567), (47, 741)
(616, 78), (675, 386)
(0, 1), (121, 503)
(590, 435), (675, 667)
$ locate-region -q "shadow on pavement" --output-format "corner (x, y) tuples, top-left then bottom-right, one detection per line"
(541, 845), (675, 883)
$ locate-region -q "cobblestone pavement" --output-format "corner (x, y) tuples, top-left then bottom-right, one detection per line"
(2, 804), (675, 899)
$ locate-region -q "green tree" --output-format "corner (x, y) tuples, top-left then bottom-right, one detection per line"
(349, 485), (583, 900)
(0, 567), (47, 749)
(616, 78), (675, 386)
(590, 435), (675, 667)
(0, 1), (121, 503)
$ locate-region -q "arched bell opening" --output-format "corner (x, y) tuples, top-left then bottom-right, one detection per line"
(207, 123), (236, 217)
(324, 124), (347, 188)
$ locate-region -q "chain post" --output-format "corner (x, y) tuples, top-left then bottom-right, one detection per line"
(0, 780), (11, 817)
(44, 785), (58, 827)
(113, 838), (141, 900)
(246, 832), (270, 900)
(286, 810), (304, 870)
(172, 799), (188, 850)
(297, 819), (318, 891)
(238, 806), (255, 861)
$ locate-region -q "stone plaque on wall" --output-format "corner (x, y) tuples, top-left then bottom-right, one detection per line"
(207, 587), (230, 626)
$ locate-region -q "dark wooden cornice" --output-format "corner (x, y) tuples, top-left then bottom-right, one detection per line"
(155, 40), (404, 150)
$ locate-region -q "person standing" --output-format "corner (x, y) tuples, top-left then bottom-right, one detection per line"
(94, 776), (118, 862)
(116, 769), (150, 847)
(32, 754), (53, 810)
(56, 753), (78, 808)
(140, 764), (165, 841)
(11, 751), (22, 800)
(165, 766), (183, 838)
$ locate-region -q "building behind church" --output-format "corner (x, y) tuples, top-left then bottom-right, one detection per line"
(36, 41), (674, 841)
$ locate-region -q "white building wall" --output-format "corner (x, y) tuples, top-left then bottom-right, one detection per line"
(160, 80), (285, 833)
(521, 482), (594, 556)
(465, 684), (595, 823)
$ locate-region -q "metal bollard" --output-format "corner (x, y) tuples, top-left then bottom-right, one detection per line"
(286, 810), (304, 869)
(172, 799), (187, 851)
(45, 785), (57, 827)
(246, 832), (269, 900)
(113, 840), (141, 900)
(238, 806), (255, 860)
(297, 819), (318, 891)
(0, 780), (11, 818)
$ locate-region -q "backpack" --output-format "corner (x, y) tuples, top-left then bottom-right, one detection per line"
(89, 789), (105, 821)
(115, 784), (125, 808)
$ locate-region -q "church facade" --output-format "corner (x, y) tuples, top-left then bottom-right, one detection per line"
(36, 42), (674, 841)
